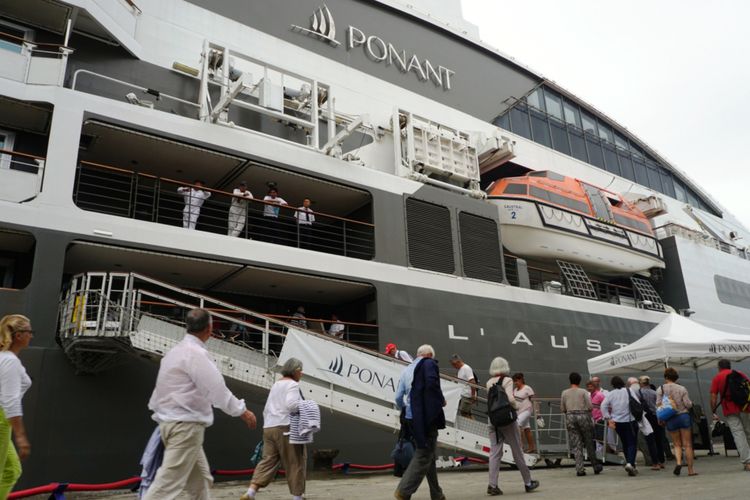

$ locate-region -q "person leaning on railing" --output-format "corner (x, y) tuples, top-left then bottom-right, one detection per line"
(0, 314), (34, 498)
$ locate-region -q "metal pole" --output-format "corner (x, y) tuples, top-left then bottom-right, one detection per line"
(694, 363), (718, 455)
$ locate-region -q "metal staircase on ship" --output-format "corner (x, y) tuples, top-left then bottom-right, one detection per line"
(56, 272), (537, 466)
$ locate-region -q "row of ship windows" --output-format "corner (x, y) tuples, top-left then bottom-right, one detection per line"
(494, 87), (719, 217)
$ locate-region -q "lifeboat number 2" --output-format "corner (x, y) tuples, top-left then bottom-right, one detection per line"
(504, 204), (522, 220)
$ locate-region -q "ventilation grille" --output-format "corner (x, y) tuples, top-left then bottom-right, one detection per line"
(459, 212), (503, 282)
(406, 198), (455, 274)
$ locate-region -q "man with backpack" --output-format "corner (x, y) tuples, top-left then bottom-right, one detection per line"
(710, 359), (750, 471)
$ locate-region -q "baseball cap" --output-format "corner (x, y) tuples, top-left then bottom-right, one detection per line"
(384, 343), (396, 353)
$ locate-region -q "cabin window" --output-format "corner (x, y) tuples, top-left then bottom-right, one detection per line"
(503, 183), (527, 195)
(614, 132), (629, 150)
(660, 171), (676, 198)
(550, 121), (570, 156)
(563, 101), (582, 128)
(548, 192), (589, 213)
(529, 186), (550, 202)
(632, 158), (649, 186)
(646, 164), (663, 192)
(509, 105), (532, 140)
(527, 88), (544, 111)
(581, 110), (598, 136)
(585, 136), (605, 169)
(613, 214), (650, 234)
(674, 180), (688, 203)
(569, 129), (588, 163)
(597, 122), (614, 144)
(543, 90), (563, 121)
(603, 144), (620, 176)
(618, 153), (635, 182)
(530, 109), (551, 148)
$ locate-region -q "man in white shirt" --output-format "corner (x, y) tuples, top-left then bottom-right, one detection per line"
(385, 343), (414, 363)
(228, 181), (253, 237)
(449, 354), (476, 418)
(177, 180), (211, 230)
(262, 187), (288, 244)
(327, 313), (345, 339)
(144, 308), (257, 500)
(294, 198), (315, 248)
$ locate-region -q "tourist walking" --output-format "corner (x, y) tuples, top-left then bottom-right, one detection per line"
(144, 308), (257, 500)
(561, 372), (602, 476)
(586, 380), (606, 455)
(601, 376), (639, 476)
(0, 314), (33, 498)
(638, 376), (665, 469)
(485, 357), (540, 495)
(710, 359), (750, 471)
(244, 358), (307, 500)
(656, 367), (696, 476)
(394, 344), (446, 500)
(449, 354), (477, 418)
(178, 180), (211, 230)
(512, 372), (537, 454)
(228, 181), (253, 237)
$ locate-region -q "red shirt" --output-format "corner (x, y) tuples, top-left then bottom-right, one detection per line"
(710, 369), (750, 416)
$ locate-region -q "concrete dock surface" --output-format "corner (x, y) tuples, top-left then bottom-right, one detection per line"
(53, 452), (750, 500)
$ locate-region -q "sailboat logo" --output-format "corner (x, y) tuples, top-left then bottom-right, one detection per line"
(326, 354), (345, 375)
(291, 4), (341, 46)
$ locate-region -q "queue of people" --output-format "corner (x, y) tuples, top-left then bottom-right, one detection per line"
(177, 181), (320, 247)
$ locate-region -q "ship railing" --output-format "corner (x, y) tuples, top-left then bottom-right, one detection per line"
(0, 29), (73, 86)
(654, 222), (749, 261)
(57, 271), (380, 356)
(0, 148), (46, 201)
(503, 254), (639, 307)
(72, 161), (375, 260)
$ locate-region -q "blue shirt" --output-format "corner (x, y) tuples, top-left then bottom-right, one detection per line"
(395, 357), (423, 419)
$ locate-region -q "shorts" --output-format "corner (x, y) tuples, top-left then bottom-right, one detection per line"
(516, 410), (532, 429)
(665, 412), (692, 432)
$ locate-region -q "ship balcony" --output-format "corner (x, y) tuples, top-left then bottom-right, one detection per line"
(73, 120), (375, 260)
(0, 21), (73, 86)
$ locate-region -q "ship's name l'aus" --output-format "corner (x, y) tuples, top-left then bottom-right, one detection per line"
(347, 27), (455, 90)
(448, 325), (628, 352)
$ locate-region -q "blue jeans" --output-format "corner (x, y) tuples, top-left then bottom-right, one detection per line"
(615, 421), (638, 466)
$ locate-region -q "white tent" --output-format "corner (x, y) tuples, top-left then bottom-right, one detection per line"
(587, 313), (750, 375)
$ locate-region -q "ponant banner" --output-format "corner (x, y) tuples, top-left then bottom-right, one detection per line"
(278, 329), (463, 422)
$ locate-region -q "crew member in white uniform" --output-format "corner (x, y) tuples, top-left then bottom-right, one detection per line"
(177, 180), (211, 230)
(228, 181), (253, 237)
(262, 187), (288, 244)
(294, 198), (315, 248)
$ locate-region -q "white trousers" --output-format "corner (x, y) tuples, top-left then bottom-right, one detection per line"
(183, 206), (200, 230)
(227, 205), (247, 237)
(726, 412), (750, 464)
(143, 422), (212, 500)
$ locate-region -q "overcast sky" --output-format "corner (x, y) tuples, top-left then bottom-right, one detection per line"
(461, 0), (750, 227)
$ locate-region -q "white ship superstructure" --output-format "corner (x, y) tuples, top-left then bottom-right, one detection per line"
(1, 0), (750, 486)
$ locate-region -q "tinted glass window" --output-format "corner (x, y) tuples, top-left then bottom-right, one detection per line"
(674, 179), (688, 203)
(510, 106), (531, 139)
(603, 145), (620, 176)
(614, 132), (629, 150)
(598, 122), (615, 143)
(660, 171), (676, 198)
(569, 129), (588, 163)
(494, 113), (510, 131)
(529, 186), (550, 201)
(614, 214), (650, 233)
(527, 89), (544, 111)
(585, 135), (605, 168)
(563, 101), (582, 128)
(632, 158), (649, 186)
(544, 90), (563, 120)
(581, 110), (598, 136)
(530, 110), (551, 147)
(547, 171), (565, 181)
(0, 26), (26, 54)
(549, 191), (589, 213)
(646, 165), (663, 192)
(618, 153), (635, 181)
(503, 183), (527, 195)
(550, 121), (570, 156)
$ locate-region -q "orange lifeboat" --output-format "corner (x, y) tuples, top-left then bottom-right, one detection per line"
(488, 171), (664, 275)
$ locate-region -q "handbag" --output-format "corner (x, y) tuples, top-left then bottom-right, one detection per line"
(656, 385), (678, 421)
(249, 440), (264, 466)
(711, 420), (727, 438)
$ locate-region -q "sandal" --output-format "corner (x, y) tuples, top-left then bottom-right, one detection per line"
(673, 464), (682, 476)
(650, 465), (661, 471)
(688, 472), (699, 476)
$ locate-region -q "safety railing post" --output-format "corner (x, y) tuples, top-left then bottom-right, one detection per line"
(128, 172), (138, 219)
(153, 178), (161, 223)
(343, 221), (347, 256)
(263, 319), (270, 355)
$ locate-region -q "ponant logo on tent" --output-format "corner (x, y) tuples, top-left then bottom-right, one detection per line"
(321, 354), (396, 391)
(609, 352), (637, 366)
(709, 343), (750, 354)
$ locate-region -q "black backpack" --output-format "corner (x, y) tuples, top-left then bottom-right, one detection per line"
(472, 370), (481, 386)
(627, 388), (644, 421)
(488, 376), (517, 430)
(725, 370), (750, 411)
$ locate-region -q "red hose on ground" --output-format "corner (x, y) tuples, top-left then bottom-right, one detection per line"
(8, 458), (486, 497)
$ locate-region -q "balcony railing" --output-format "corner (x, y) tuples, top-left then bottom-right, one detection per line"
(73, 161), (375, 259)
(654, 223), (749, 261)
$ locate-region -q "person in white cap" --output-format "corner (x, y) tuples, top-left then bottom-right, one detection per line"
(228, 181), (253, 237)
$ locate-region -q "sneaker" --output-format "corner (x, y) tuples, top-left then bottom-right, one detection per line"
(394, 491), (410, 500)
(593, 464), (603, 475)
(487, 485), (503, 496)
(524, 480), (540, 493)
(576, 471), (586, 476)
(624, 463), (636, 476)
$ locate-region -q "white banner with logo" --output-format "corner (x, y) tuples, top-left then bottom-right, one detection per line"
(278, 329), (463, 423)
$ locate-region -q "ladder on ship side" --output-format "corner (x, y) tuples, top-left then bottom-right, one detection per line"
(56, 272), (538, 466)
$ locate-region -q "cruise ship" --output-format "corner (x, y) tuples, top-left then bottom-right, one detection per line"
(2, 0), (750, 488)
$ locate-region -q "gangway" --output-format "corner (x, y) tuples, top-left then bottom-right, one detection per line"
(56, 272), (538, 466)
